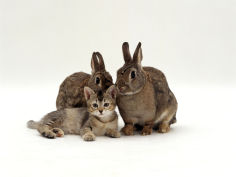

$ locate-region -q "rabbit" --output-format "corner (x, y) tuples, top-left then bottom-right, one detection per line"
(56, 52), (113, 110)
(116, 42), (178, 136)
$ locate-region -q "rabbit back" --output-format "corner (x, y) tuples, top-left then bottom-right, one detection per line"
(144, 67), (178, 121)
(56, 72), (90, 109)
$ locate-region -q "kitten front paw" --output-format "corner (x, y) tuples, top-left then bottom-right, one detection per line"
(52, 128), (64, 137)
(121, 124), (134, 136)
(82, 133), (96, 141)
(106, 129), (121, 138)
(42, 131), (56, 139)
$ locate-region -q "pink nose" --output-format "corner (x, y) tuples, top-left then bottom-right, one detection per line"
(119, 86), (125, 92)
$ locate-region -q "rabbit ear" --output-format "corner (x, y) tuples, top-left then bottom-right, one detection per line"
(95, 52), (105, 71)
(91, 52), (100, 73)
(84, 86), (95, 100)
(133, 42), (143, 65)
(122, 42), (132, 63)
(106, 85), (117, 99)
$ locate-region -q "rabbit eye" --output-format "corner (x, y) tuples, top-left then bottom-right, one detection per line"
(131, 71), (136, 79)
(92, 103), (98, 108)
(95, 77), (100, 84)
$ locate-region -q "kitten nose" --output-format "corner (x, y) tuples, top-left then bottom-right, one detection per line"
(99, 110), (103, 114)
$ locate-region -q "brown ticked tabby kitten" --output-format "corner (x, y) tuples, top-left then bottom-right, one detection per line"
(56, 52), (113, 109)
(27, 85), (120, 141)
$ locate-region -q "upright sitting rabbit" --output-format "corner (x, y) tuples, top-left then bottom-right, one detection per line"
(116, 42), (178, 135)
(56, 52), (113, 109)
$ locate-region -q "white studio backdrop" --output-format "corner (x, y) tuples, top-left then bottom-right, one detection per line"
(1, 0), (236, 87)
(0, 1), (236, 177)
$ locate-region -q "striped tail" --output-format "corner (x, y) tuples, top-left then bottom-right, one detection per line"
(27, 120), (39, 129)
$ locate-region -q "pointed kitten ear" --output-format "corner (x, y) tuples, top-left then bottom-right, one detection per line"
(106, 85), (117, 99)
(122, 42), (132, 63)
(95, 52), (105, 71)
(91, 52), (99, 73)
(84, 87), (95, 100)
(133, 42), (143, 65)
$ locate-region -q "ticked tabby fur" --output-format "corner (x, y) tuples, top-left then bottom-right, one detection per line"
(27, 85), (120, 141)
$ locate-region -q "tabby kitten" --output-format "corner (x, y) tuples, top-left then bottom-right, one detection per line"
(27, 85), (120, 141)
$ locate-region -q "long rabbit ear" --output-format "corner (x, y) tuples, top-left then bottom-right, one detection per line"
(122, 42), (132, 63)
(95, 52), (105, 71)
(133, 42), (143, 65)
(91, 52), (100, 73)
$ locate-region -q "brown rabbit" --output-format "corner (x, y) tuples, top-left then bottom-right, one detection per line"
(116, 42), (178, 136)
(56, 52), (113, 109)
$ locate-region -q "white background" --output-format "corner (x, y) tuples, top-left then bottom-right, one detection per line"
(0, 0), (236, 177)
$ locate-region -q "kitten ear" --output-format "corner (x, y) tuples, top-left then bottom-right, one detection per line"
(84, 87), (95, 100)
(106, 85), (117, 99)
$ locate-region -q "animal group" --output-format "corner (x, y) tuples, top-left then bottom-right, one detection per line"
(27, 42), (178, 141)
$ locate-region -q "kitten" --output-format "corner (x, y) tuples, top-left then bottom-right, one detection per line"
(27, 85), (120, 141)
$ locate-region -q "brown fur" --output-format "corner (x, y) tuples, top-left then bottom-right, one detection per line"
(116, 42), (178, 136)
(56, 52), (113, 109)
(27, 86), (120, 141)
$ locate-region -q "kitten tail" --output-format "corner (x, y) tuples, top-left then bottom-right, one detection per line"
(27, 120), (39, 129)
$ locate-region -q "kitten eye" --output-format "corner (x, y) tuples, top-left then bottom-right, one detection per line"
(131, 71), (136, 79)
(104, 103), (109, 107)
(92, 103), (98, 108)
(95, 77), (100, 84)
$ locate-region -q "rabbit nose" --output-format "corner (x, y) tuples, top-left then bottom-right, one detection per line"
(119, 86), (126, 92)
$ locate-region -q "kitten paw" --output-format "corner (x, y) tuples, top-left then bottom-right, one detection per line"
(113, 131), (121, 138)
(141, 127), (152, 136)
(158, 123), (170, 133)
(52, 128), (64, 137)
(42, 131), (56, 139)
(106, 129), (121, 138)
(121, 124), (134, 136)
(82, 133), (96, 141)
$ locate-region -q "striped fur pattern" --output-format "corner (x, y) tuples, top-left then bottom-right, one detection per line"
(27, 85), (120, 141)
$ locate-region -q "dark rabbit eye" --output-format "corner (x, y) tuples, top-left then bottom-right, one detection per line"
(131, 71), (136, 79)
(95, 77), (100, 84)
(92, 103), (98, 108)
(104, 103), (109, 107)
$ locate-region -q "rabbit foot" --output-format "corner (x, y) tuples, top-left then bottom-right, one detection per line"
(158, 123), (170, 133)
(52, 128), (64, 137)
(121, 124), (134, 136)
(141, 126), (152, 135)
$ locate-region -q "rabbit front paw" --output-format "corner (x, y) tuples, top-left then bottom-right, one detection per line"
(121, 124), (134, 136)
(141, 126), (153, 135)
(158, 122), (170, 133)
